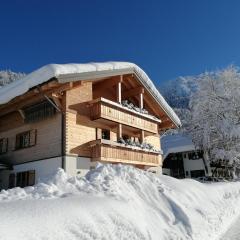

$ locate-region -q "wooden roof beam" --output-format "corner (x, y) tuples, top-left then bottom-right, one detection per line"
(93, 75), (123, 93)
(122, 86), (144, 99)
(0, 81), (83, 117)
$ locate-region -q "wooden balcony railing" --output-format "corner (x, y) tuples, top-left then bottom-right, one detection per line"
(89, 98), (161, 134)
(89, 139), (161, 167)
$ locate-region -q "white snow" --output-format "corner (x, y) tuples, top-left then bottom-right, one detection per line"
(0, 164), (240, 240)
(0, 62), (181, 127)
(220, 216), (240, 240)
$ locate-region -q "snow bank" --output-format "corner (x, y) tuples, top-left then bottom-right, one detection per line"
(0, 62), (181, 127)
(0, 164), (240, 240)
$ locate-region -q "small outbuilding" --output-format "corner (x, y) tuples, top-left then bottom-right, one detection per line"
(161, 133), (211, 179)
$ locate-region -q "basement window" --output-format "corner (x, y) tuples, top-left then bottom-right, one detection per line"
(0, 138), (8, 154)
(16, 170), (35, 188)
(15, 130), (37, 150)
(24, 100), (56, 123)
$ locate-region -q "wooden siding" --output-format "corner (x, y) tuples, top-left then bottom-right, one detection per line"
(90, 99), (159, 134)
(0, 112), (62, 165)
(0, 75), (165, 169)
(90, 139), (161, 167)
(145, 134), (161, 150)
(65, 82), (96, 157)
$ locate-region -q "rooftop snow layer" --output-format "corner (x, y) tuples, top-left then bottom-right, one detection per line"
(0, 62), (181, 127)
(161, 133), (196, 158)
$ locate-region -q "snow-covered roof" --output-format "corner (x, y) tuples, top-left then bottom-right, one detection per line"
(161, 133), (196, 158)
(0, 62), (181, 127)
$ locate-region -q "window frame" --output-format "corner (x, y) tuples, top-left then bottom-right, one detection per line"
(16, 170), (35, 188)
(15, 130), (37, 150)
(24, 100), (56, 123)
(101, 129), (110, 140)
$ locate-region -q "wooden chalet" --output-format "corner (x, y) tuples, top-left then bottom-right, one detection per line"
(0, 62), (180, 189)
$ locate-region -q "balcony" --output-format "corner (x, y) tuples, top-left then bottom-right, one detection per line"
(89, 98), (161, 134)
(89, 139), (161, 167)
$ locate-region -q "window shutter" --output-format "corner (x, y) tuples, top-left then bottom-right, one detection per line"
(29, 129), (37, 146)
(8, 173), (16, 188)
(2, 138), (8, 153)
(15, 135), (20, 149)
(28, 170), (35, 186)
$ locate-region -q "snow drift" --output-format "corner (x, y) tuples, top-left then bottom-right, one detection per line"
(0, 164), (240, 240)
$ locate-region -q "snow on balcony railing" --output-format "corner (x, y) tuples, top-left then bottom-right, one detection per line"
(89, 139), (162, 155)
(89, 98), (162, 123)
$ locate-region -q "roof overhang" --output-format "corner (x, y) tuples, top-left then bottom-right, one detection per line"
(0, 62), (181, 128)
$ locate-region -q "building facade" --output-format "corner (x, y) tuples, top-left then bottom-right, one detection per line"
(0, 62), (180, 189)
(161, 134), (211, 179)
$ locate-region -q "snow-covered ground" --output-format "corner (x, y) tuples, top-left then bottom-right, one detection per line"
(220, 216), (240, 240)
(1, 164), (240, 240)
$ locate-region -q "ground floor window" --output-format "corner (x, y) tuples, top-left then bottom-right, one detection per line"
(16, 170), (35, 188)
(190, 170), (205, 178)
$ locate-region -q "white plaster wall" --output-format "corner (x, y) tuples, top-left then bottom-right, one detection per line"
(183, 157), (206, 173)
(13, 157), (62, 183)
(65, 156), (91, 177)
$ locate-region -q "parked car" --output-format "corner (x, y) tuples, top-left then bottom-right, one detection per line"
(196, 176), (228, 183)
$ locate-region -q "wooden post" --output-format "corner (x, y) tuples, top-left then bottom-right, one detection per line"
(96, 128), (102, 140)
(117, 123), (122, 140)
(18, 109), (25, 120)
(140, 130), (145, 143)
(117, 76), (122, 103)
(139, 93), (143, 109)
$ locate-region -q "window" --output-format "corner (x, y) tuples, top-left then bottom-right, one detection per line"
(16, 170), (35, 188)
(102, 129), (110, 140)
(188, 151), (203, 160)
(0, 138), (8, 154)
(16, 130), (37, 150)
(24, 100), (56, 123)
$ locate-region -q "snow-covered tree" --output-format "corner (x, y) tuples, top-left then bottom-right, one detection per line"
(160, 76), (198, 109)
(188, 66), (240, 174)
(0, 70), (25, 87)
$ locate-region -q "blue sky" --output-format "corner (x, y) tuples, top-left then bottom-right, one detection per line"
(0, 0), (240, 85)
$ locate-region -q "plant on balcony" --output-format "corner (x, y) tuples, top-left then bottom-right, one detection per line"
(121, 100), (149, 114)
(117, 138), (161, 153)
(121, 100), (160, 120)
